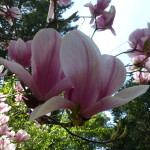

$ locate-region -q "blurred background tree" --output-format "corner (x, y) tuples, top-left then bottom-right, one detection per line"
(0, 0), (78, 57)
(107, 79), (150, 150)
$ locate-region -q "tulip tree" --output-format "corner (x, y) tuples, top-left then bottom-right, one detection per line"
(0, 0), (150, 149)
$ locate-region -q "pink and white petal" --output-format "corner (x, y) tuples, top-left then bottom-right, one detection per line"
(82, 85), (149, 118)
(60, 30), (102, 108)
(46, 1), (54, 22)
(32, 28), (62, 97)
(30, 96), (75, 120)
(9, 7), (21, 18)
(0, 58), (42, 99)
(44, 77), (73, 100)
(8, 40), (16, 60)
(109, 27), (116, 36)
(15, 38), (27, 62)
(98, 55), (126, 100)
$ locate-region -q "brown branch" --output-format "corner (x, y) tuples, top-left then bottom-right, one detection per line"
(38, 117), (115, 145)
(62, 126), (114, 145)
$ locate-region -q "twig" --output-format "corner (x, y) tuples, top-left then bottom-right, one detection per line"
(62, 126), (114, 145)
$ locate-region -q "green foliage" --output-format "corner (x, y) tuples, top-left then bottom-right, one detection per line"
(0, 77), (113, 149)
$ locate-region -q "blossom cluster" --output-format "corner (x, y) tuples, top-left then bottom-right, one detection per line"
(84, 0), (116, 35)
(0, 6), (21, 26)
(0, 93), (30, 150)
(127, 23), (150, 84)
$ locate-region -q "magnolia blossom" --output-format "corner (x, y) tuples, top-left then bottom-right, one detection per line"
(0, 125), (9, 134)
(128, 23), (150, 57)
(14, 81), (24, 92)
(57, 0), (71, 6)
(0, 7), (21, 25)
(8, 39), (31, 68)
(46, 1), (54, 22)
(0, 103), (11, 113)
(84, 0), (111, 23)
(93, 6), (116, 35)
(0, 114), (9, 125)
(29, 30), (149, 121)
(133, 72), (150, 84)
(129, 55), (150, 71)
(6, 131), (15, 138)
(0, 29), (71, 102)
(15, 94), (23, 102)
(0, 136), (16, 150)
(15, 129), (30, 143)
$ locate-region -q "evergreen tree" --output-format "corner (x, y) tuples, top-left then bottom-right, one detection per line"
(0, 0), (78, 57)
(107, 79), (150, 150)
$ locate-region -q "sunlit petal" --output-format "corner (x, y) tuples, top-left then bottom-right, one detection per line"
(32, 28), (62, 97)
(98, 55), (126, 99)
(30, 96), (75, 120)
(60, 30), (102, 108)
(0, 58), (42, 99)
(82, 85), (149, 118)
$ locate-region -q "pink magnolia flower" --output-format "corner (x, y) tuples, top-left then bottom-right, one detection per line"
(0, 125), (9, 134)
(8, 38), (31, 68)
(0, 103), (11, 113)
(0, 93), (6, 102)
(6, 131), (15, 138)
(133, 72), (150, 84)
(0, 29), (71, 102)
(129, 55), (150, 70)
(15, 94), (23, 102)
(14, 81), (24, 92)
(57, 0), (71, 6)
(0, 7), (21, 26)
(4, 143), (17, 150)
(15, 129), (30, 142)
(30, 30), (149, 121)
(128, 24), (150, 57)
(0, 115), (9, 125)
(85, 0), (111, 23)
(46, 1), (54, 22)
(93, 5), (116, 35)
(0, 136), (16, 150)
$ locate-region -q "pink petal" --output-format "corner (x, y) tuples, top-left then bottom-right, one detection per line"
(8, 40), (16, 60)
(15, 38), (28, 66)
(60, 30), (102, 109)
(44, 77), (73, 100)
(8, 39), (31, 68)
(46, 1), (54, 22)
(82, 85), (149, 118)
(30, 96), (75, 120)
(9, 7), (21, 18)
(98, 55), (126, 100)
(0, 58), (42, 99)
(31, 28), (62, 97)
